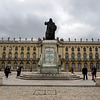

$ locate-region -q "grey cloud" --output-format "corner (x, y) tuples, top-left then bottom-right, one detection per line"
(0, 0), (100, 41)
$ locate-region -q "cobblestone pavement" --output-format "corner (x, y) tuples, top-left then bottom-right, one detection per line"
(0, 86), (100, 100)
(0, 72), (100, 100)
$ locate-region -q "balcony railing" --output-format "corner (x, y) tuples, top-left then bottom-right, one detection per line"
(0, 57), (37, 60)
(62, 58), (100, 61)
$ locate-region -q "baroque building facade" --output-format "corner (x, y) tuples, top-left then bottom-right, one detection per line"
(0, 37), (100, 72)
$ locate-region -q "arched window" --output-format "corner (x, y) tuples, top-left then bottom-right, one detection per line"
(9, 46), (12, 50)
(89, 47), (92, 51)
(15, 46), (18, 50)
(14, 52), (18, 59)
(21, 46), (24, 51)
(32, 62), (36, 70)
(1, 62), (5, 69)
(89, 53), (93, 59)
(65, 47), (68, 51)
(27, 46), (30, 51)
(78, 63), (81, 71)
(27, 52), (30, 59)
(26, 62), (30, 69)
(14, 62), (17, 69)
(83, 47), (86, 51)
(2, 52), (6, 58)
(83, 53), (87, 60)
(33, 46), (36, 51)
(8, 61), (11, 67)
(84, 62), (87, 68)
(95, 53), (99, 59)
(90, 62), (93, 70)
(65, 53), (69, 59)
(3, 46), (6, 50)
(95, 47), (98, 51)
(20, 62), (23, 67)
(20, 52), (24, 59)
(77, 47), (80, 51)
(72, 63), (75, 71)
(65, 63), (69, 71)
(71, 47), (74, 51)
(8, 52), (12, 59)
(71, 53), (75, 59)
(77, 53), (81, 59)
(96, 63), (99, 70)
(33, 52), (36, 59)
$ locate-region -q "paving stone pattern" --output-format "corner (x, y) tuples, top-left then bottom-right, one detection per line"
(0, 86), (100, 100)
(0, 72), (100, 100)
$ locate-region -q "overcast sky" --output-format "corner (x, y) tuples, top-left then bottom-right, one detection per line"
(0, 0), (100, 41)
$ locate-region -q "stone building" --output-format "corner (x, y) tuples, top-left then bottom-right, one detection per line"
(0, 37), (100, 72)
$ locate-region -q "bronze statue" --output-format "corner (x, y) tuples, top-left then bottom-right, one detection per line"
(44, 18), (57, 40)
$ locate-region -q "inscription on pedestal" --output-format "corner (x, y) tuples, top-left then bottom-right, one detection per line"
(45, 47), (54, 62)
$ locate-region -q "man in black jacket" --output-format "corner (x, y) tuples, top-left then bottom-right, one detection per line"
(82, 66), (88, 80)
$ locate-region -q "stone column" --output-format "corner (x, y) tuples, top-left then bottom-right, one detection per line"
(75, 62), (78, 71)
(11, 61), (14, 69)
(36, 61), (38, 71)
(69, 62), (71, 71)
(81, 62), (84, 70)
(30, 61), (32, 72)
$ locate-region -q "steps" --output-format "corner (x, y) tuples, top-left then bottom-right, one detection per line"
(18, 73), (82, 80)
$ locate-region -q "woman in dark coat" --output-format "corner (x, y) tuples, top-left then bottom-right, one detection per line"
(4, 66), (10, 78)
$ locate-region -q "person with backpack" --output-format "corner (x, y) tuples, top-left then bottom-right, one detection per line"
(92, 66), (97, 81)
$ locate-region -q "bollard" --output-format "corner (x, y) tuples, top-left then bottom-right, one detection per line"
(96, 77), (100, 87)
(0, 78), (3, 85)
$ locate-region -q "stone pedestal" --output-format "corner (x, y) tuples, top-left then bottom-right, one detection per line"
(38, 40), (61, 74)
(0, 78), (3, 85)
(96, 77), (100, 87)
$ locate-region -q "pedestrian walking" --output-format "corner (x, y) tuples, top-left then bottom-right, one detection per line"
(71, 67), (74, 74)
(82, 66), (88, 80)
(4, 66), (10, 78)
(16, 66), (23, 77)
(92, 66), (97, 82)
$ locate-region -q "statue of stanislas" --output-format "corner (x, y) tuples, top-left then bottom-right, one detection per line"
(44, 18), (57, 40)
